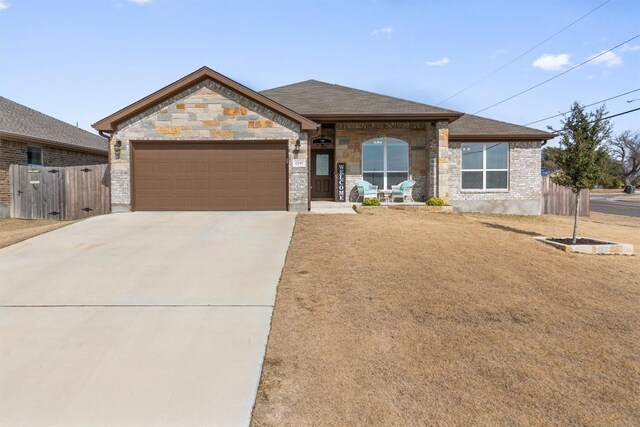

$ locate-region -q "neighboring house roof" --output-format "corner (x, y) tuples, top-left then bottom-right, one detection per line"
(260, 80), (463, 122)
(0, 97), (107, 154)
(93, 66), (318, 132)
(449, 114), (555, 141)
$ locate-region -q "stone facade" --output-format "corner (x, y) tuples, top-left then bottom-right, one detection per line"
(110, 79), (308, 212)
(448, 140), (543, 215)
(435, 122), (450, 201)
(101, 77), (544, 215)
(335, 122), (432, 202)
(0, 138), (107, 218)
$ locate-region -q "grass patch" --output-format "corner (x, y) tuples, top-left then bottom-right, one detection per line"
(252, 211), (640, 426)
(0, 219), (75, 249)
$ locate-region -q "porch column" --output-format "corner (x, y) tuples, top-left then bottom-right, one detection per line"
(436, 121), (450, 202)
(426, 123), (437, 198)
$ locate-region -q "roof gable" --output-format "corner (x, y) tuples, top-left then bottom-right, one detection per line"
(260, 80), (463, 120)
(93, 67), (318, 132)
(0, 97), (107, 153)
(449, 114), (555, 140)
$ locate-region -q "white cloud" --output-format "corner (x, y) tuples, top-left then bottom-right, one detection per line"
(0, 1), (10, 11)
(491, 49), (506, 59)
(619, 44), (640, 52)
(127, 0), (152, 4)
(532, 53), (570, 71)
(589, 50), (622, 67)
(371, 27), (393, 36)
(424, 57), (450, 66)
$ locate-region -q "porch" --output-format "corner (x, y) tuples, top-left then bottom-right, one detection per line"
(309, 122), (450, 204)
(309, 201), (452, 214)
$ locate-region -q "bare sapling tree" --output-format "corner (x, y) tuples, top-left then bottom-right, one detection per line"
(548, 102), (612, 244)
(607, 130), (640, 189)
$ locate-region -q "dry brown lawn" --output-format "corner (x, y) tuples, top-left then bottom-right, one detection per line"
(252, 211), (640, 426)
(0, 219), (74, 248)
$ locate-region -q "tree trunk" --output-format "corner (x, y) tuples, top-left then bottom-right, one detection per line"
(572, 189), (580, 244)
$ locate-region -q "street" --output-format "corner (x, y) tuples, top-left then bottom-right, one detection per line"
(590, 193), (640, 218)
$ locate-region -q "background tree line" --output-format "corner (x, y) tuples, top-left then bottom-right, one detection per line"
(542, 129), (640, 189)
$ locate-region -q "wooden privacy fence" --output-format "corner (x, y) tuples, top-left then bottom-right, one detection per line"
(10, 164), (109, 220)
(541, 175), (590, 216)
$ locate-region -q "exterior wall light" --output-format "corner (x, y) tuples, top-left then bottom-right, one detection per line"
(114, 140), (122, 159)
(294, 139), (301, 153)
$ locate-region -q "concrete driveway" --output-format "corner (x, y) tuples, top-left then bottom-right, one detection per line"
(0, 211), (296, 426)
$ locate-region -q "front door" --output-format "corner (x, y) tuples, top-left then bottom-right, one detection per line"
(311, 150), (334, 200)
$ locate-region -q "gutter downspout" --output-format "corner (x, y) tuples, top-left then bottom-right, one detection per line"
(98, 131), (113, 213)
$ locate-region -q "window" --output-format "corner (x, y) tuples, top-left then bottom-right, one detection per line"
(315, 153), (330, 176)
(461, 143), (508, 190)
(362, 138), (409, 189)
(27, 146), (43, 165)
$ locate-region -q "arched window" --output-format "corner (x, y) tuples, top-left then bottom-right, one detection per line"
(362, 137), (409, 189)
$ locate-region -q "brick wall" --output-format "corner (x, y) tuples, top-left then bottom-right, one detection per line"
(0, 138), (107, 211)
(0, 140), (24, 206)
(111, 79), (308, 212)
(42, 146), (106, 167)
(448, 140), (542, 214)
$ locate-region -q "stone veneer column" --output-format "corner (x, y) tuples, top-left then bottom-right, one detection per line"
(289, 133), (309, 212)
(436, 121), (450, 201)
(426, 123), (437, 198)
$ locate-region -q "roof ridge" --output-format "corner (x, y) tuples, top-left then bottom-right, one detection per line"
(261, 80), (461, 115)
(259, 79), (319, 92)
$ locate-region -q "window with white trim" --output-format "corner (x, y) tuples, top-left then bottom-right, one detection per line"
(362, 137), (409, 189)
(461, 143), (508, 190)
(27, 146), (43, 166)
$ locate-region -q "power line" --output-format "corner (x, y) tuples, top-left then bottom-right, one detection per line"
(473, 33), (640, 115)
(550, 107), (640, 134)
(600, 107), (640, 121)
(435, 0), (611, 106)
(524, 88), (640, 125)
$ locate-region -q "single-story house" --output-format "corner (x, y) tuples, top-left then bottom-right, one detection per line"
(93, 66), (554, 215)
(0, 97), (108, 218)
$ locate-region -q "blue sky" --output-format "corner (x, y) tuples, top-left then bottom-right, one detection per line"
(1, 0), (639, 144)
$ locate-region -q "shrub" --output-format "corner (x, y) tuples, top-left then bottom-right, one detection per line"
(426, 197), (447, 206)
(362, 198), (381, 206)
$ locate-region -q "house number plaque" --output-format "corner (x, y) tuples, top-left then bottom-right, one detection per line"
(337, 163), (346, 202)
(292, 159), (306, 168)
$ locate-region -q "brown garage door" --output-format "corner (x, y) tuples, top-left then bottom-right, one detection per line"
(132, 141), (287, 211)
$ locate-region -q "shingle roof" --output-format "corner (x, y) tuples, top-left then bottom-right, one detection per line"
(260, 80), (461, 117)
(0, 97), (107, 152)
(449, 114), (554, 140)
(261, 80), (554, 140)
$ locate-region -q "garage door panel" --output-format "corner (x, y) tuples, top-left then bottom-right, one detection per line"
(228, 162), (249, 173)
(174, 161), (209, 174)
(137, 195), (172, 210)
(137, 178), (172, 192)
(174, 178), (209, 191)
(211, 162), (231, 173)
(173, 195), (210, 210)
(133, 142), (287, 211)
